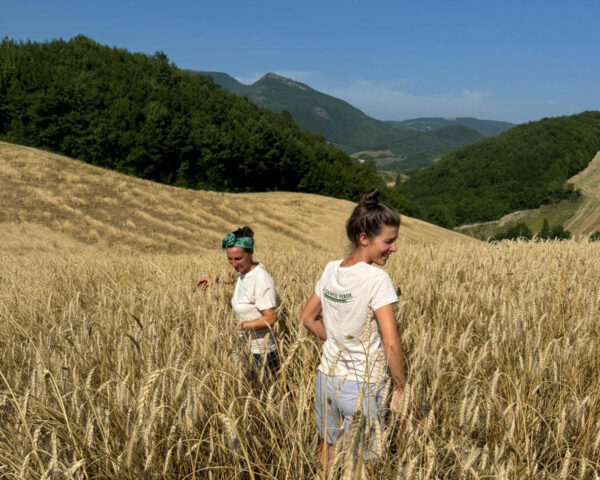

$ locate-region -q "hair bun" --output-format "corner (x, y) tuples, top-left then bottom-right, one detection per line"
(233, 226), (254, 238)
(360, 189), (379, 209)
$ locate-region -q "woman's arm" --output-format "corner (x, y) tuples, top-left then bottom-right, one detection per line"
(374, 304), (406, 396)
(299, 292), (326, 340)
(239, 308), (276, 331)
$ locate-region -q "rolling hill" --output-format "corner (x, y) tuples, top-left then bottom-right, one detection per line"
(456, 152), (600, 239)
(192, 71), (490, 171)
(0, 36), (416, 215)
(399, 111), (600, 228)
(386, 117), (514, 137)
(0, 141), (475, 256)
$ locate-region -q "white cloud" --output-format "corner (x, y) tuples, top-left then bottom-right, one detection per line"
(327, 80), (560, 123)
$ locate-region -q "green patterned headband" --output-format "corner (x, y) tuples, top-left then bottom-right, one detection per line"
(222, 233), (254, 250)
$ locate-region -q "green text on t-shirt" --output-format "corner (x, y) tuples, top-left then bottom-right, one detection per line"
(323, 288), (353, 304)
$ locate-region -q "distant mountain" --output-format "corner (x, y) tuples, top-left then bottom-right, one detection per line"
(398, 111), (600, 228)
(191, 71), (414, 149)
(386, 117), (515, 137)
(191, 71), (492, 171)
(200, 71), (248, 95)
(381, 125), (484, 171)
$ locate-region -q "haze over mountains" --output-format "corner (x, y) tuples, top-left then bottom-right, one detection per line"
(192, 71), (514, 171)
(386, 117), (514, 137)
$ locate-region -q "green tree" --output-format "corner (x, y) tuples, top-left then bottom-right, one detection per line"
(539, 219), (551, 239)
(0, 35), (414, 215)
(589, 231), (600, 242)
(549, 225), (571, 240)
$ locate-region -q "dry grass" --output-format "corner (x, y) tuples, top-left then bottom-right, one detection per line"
(0, 141), (473, 255)
(2, 142), (600, 478)
(1, 240), (600, 479)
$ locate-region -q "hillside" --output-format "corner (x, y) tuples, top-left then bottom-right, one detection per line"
(193, 71), (488, 171)
(565, 151), (600, 235)
(193, 71), (414, 149)
(399, 111), (600, 228)
(386, 117), (515, 137)
(0, 36), (413, 214)
(0, 142), (474, 255)
(372, 126), (484, 171)
(455, 152), (600, 240)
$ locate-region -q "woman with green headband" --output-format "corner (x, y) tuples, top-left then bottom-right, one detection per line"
(197, 226), (279, 375)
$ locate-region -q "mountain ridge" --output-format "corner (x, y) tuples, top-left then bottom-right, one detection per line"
(191, 70), (505, 170)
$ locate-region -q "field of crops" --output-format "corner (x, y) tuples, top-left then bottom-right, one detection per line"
(2, 237), (600, 479)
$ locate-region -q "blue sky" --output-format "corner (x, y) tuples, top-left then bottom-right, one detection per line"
(2, 0), (599, 123)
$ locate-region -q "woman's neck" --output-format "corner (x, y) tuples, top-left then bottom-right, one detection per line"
(341, 248), (371, 267)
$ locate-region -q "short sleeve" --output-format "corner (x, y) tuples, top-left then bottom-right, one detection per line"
(314, 262), (332, 299)
(369, 271), (398, 312)
(254, 272), (277, 311)
(314, 275), (323, 299)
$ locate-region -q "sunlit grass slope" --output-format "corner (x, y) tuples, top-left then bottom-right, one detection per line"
(565, 151), (600, 236)
(0, 141), (472, 255)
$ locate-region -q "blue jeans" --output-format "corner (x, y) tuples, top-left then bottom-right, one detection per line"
(252, 350), (280, 371)
(250, 350), (280, 384)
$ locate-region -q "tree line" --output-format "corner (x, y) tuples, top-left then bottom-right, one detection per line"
(490, 219), (571, 242)
(0, 36), (418, 215)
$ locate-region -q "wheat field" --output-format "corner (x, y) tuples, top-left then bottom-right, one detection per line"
(2, 142), (600, 479)
(2, 239), (600, 479)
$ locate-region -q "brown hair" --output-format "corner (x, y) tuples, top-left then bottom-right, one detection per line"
(346, 189), (401, 248)
(232, 226), (254, 239)
(232, 226), (254, 252)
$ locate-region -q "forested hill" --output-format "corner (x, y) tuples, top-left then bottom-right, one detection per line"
(192, 71), (489, 171)
(398, 111), (600, 228)
(0, 36), (417, 215)
(191, 71), (415, 150)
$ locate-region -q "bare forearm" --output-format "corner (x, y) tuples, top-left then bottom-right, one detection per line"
(302, 318), (327, 340)
(240, 312), (275, 331)
(299, 292), (325, 340)
(384, 343), (406, 390)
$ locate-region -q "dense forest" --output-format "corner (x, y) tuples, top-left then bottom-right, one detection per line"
(0, 36), (418, 215)
(398, 111), (600, 227)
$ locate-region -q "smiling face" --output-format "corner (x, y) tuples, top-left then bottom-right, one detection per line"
(226, 247), (254, 274)
(360, 225), (398, 266)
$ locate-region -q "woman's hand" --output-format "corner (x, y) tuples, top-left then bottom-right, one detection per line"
(391, 387), (423, 427)
(195, 277), (211, 291)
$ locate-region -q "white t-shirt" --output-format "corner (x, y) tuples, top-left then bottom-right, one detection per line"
(315, 260), (398, 383)
(231, 263), (277, 354)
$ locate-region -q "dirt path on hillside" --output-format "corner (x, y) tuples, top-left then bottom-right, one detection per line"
(565, 151), (600, 236)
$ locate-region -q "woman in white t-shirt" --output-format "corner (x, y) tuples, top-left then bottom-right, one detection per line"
(300, 189), (408, 475)
(198, 226), (279, 375)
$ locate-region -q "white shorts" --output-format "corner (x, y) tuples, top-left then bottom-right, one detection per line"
(314, 371), (386, 458)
